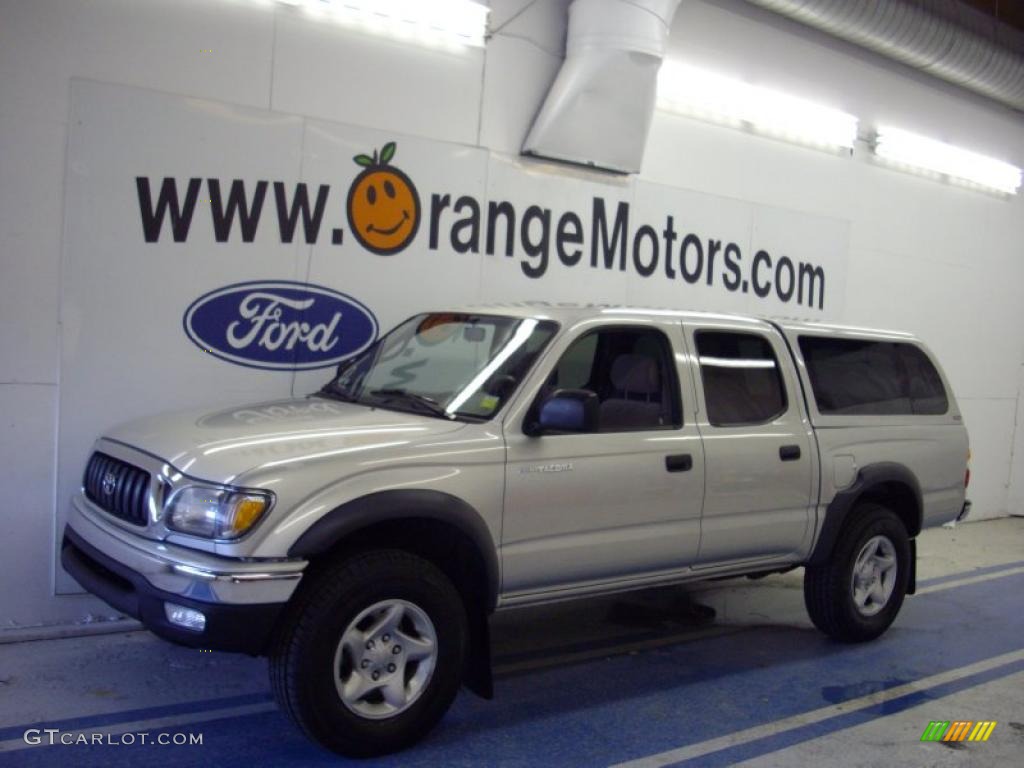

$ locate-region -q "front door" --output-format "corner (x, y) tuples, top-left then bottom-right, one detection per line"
(501, 320), (705, 597)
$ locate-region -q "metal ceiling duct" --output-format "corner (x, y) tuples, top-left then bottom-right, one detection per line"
(522, 0), (682, 173)
(740, 0), (1024, 112)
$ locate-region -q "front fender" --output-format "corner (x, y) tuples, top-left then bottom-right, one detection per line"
(286, 489), (500, 610)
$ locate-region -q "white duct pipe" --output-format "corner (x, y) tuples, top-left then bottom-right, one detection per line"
(522, 0), (681, 174)
(742, 0), (1024, 113)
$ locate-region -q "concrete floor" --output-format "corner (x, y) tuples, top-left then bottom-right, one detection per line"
(0, 517), (1022, 766)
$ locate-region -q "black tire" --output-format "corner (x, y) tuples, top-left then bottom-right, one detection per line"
(803, 502), (911, 642)
(270, 549), (467, 757)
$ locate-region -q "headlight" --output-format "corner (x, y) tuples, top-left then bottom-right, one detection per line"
(165, 485), (272, 540)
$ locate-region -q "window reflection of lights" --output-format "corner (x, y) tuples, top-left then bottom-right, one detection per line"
(446, 319), (540, 415)
(699, 357), (776, 369)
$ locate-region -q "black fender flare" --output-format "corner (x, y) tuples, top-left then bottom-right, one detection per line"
(287, 489), (500, 612)
(808, 462), (923, 568)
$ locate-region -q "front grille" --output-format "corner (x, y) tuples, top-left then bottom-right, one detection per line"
(83, 452), (151, 526)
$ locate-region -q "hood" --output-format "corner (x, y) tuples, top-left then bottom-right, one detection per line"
(104, 396), (467, 485)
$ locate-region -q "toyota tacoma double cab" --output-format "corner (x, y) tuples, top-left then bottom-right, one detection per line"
(62, 304), (970, 756)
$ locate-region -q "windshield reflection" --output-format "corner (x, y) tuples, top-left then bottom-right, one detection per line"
(316, 313), (558, 422)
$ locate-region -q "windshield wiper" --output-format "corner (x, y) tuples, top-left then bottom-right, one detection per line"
(368, 388), (454, 420)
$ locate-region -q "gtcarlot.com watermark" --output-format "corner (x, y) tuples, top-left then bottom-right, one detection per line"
(23, 729), (203, 747)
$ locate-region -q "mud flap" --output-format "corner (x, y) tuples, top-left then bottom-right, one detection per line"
(907, 538), (917, 595)
(464, 608), (493, 699)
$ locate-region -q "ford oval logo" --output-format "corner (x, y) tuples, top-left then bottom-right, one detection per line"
(183, 281), (378, 371)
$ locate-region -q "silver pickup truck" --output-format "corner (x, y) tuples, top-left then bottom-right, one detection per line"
(62, 304), (970, 756)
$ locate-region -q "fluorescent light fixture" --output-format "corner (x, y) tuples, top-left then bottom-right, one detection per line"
(272, 0), (489, 49)
(874, 125), (1021, 195)
(656, 62), (858, 152)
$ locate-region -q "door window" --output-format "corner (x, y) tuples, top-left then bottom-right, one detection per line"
(696, 331), (787, 426)
(538, 327), (681, 432)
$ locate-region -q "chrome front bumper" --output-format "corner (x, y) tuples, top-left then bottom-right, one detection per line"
(67, 492), (306, 606)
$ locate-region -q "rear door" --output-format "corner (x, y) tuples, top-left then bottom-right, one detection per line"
(500, 318), (705, 596)
(684, 319), (816, 565)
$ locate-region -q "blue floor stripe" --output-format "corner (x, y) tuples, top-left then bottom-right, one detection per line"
(916, 559), (1024, 588)
(666, 657), (1024, 767)
(0, 693), (270, 742)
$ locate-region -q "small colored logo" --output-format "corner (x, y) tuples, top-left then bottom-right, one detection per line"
(101, 472), (117, 496)
(346, 141), (420, 255)
(920, 720), (997, 742)
(183, 280), (377, 371)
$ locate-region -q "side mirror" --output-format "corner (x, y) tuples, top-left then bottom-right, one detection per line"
(527, 389), (598, 436)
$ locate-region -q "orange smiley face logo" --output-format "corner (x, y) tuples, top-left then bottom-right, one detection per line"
(346, 142), (421, 255)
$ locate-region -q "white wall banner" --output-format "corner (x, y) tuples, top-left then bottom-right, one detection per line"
(57, 80), (848, 590)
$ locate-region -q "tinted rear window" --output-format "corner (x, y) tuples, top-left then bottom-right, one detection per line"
(798, 336), (948, 416)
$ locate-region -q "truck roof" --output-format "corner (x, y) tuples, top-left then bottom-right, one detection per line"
(443, 302), (917, 342)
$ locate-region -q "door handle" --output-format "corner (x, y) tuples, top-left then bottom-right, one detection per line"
(779, 445), (802, 461)
(666, 454), (693, 472)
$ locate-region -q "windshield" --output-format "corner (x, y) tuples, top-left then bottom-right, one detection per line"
(318, 313), (558, 421)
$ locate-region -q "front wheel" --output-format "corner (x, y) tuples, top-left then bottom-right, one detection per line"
(270, 550), (466, 757)
(804, 503), (910, 642)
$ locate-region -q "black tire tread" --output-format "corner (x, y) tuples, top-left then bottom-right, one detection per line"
(804, 502), (910, 643)
(269, 549), (464, 756)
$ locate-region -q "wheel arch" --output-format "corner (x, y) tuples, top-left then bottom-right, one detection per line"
(288, 489), (498, 608)
(808, 462), (922, 567)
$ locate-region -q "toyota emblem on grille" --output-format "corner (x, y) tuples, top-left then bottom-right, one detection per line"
(101, 471), (117, 496)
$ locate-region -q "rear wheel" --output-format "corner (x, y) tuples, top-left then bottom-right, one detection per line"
(804, 503), (910, 642)
(270, 550), (466, 757)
